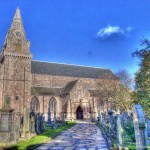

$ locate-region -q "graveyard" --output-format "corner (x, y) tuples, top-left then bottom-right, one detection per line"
(1, 103), (150, 150)
(3, 122), (76, 150)
(96, 104), (150, 150)
(1, 1), (150, 150)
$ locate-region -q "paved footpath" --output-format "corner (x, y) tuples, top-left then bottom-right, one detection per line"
(35, 121), (108, 150)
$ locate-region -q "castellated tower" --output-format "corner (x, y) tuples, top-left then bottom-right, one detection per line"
(0, 8), (32, 113)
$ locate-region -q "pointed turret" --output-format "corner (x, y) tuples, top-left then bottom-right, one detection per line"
(10, 7), (25, 32)
(14, 7), (22, 20)
(2, 8), (31, 56)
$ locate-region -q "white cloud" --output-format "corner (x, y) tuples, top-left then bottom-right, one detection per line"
(97, 25), (133, 38)
(126, 26), (133, 32)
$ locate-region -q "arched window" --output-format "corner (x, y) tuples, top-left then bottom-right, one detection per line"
(49, 97), (57, 112)
(30, 96), (40, 113)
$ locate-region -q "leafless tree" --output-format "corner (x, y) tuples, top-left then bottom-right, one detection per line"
(96, 69), (134, 113)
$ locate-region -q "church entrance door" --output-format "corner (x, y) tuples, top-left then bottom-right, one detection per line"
(76, 106), (83, 119)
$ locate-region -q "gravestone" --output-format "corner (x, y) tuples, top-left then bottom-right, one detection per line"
(97, 111), (101, 124)
(123, 112), (128, 120)
(0, 96), (13, 132)
(36, 113), (41, 134)
(133, 104), (147, 150)
(61, 113), (66, 125)
(116, 114), (124, 148)
(30, 111), (36, 133)
(108, 109), (114, 136)
(0, 96), (16, 143)
(40, 113), (45, 132)
(101, 113), (105, 127)
(146, 120), (150, 137)
(53, 112), (57, 129)
(47, 107), (51, 125)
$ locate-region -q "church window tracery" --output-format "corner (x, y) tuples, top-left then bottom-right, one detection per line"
(30, 96), (40, 113)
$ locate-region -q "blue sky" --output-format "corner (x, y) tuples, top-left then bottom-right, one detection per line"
(0, 0), (150, 77)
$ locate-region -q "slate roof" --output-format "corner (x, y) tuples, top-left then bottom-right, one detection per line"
(31, 86), (62, 96)
(61, 80), (78, 95)
(31, 80), (78, 96)
(31, 61), (116, 79)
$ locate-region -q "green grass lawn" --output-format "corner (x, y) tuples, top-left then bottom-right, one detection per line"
(3, 121), (76, 150)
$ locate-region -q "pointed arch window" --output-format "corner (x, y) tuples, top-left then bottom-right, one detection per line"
(49, 97), (57, 112)
(30, 96), (40, 113)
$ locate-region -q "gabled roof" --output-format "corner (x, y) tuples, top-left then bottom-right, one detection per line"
(61, 80), (78, 95)
(31, 61), (116, 79)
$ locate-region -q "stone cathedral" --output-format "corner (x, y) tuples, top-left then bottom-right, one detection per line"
(0, 8), (117, 141)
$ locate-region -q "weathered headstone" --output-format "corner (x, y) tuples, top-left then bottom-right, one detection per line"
(102, 112), (106, 128)
(40, 113), (45, 132)
(133, 104), (147, 150)
(123, 111), (128, 120)
(146, 120), (150, 137)
(0, 96), (16, 143)
(36, 113), (41, 134)
(97, 111), (101, 124)
(47, 107), (51, 125)
(53, 112), (57, 129)
(30, 111), (36, 133)
(61, 113), (66, 125)
(116, 114), (124, 148)
(108, 109), (114, 136)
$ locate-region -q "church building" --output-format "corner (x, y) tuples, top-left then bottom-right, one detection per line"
(0, 8), (117, 125)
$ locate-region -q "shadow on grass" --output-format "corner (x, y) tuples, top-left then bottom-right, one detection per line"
(3, 122), (76, 150)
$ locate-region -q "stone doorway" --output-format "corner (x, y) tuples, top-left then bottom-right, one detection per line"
(76, 106), (83, 119)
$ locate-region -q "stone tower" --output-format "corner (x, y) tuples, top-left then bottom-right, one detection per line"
(0, 8), (32, 113)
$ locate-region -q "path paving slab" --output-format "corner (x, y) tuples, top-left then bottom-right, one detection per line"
(34, 121), (108, 150)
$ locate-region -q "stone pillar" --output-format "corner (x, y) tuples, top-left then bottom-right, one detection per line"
(15, 112), (22, 141)
(22, 108), (30, 137)
(66, 99), (71, 120)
